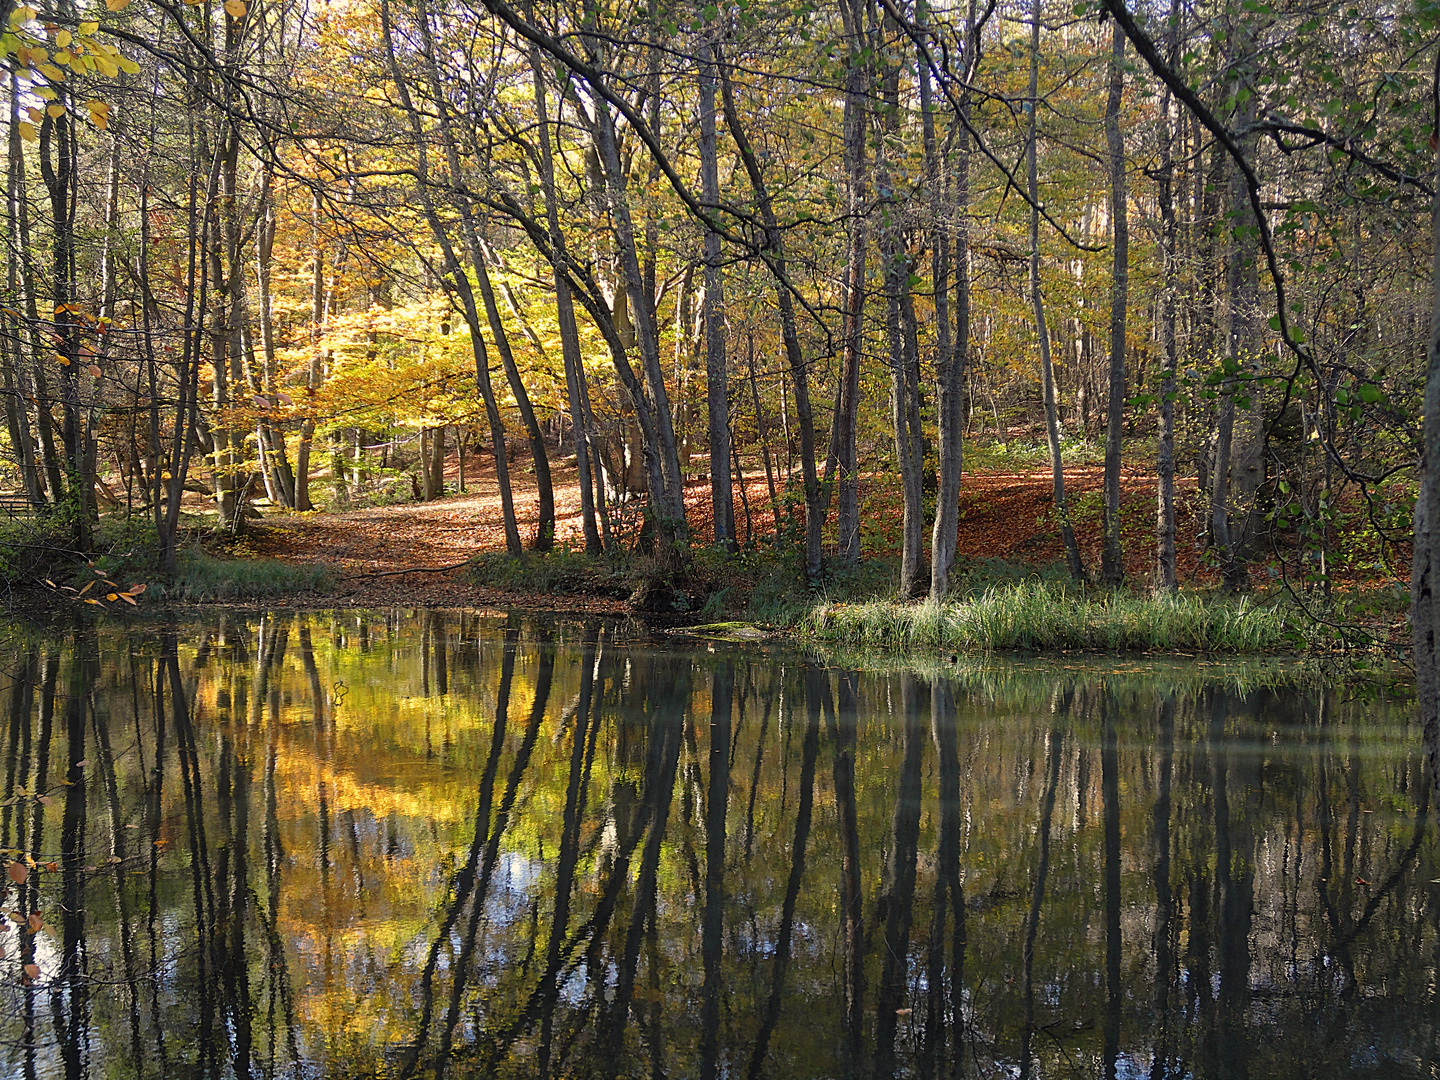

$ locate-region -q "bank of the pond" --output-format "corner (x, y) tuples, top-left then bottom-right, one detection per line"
(29, 545), (1390, 656)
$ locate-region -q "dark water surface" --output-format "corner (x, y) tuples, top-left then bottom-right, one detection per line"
(0, 610), (1432, 1079)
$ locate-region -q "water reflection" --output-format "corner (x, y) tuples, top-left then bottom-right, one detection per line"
(0, 612), (1433, 1079)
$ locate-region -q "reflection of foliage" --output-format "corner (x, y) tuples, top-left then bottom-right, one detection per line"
(0, 612), (1430, 1079)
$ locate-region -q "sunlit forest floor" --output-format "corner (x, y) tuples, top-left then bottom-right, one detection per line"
(245, 450), (1218, 608)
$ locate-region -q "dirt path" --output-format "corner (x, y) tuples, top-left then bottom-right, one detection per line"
(246, 457), (1208, 609)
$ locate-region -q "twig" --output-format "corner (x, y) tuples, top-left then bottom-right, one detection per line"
(337, 560), (474, 581)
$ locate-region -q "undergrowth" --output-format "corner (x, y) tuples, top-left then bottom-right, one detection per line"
(468, 548), (634, 598)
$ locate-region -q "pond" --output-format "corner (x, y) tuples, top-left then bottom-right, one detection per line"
(0, 610), (1431, 1079)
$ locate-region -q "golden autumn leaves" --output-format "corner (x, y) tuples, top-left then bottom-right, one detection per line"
(44, 563), (147, 607)
(7, 3), (136, 139)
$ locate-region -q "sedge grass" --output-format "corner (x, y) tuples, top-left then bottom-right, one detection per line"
(797, 583), (1293, 654)
(156, 550), (334, 601)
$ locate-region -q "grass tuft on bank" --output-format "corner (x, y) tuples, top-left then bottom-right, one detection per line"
(798, 583), (1294, 653)
(84, 545), (334, 603)
(156, 551), (335, 602)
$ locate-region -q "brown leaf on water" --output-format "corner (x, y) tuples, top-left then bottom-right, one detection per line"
(27, 913), (43, 934)
(5, 863), (25, 885)
(22, 963), (39, 980)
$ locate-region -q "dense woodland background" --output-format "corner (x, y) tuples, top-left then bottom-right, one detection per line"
(0, 0), (1433, 598)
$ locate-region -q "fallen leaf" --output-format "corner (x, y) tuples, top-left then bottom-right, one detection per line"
(5, 863), (26, 885)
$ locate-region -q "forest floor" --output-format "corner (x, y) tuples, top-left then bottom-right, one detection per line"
(242, 451), (1223, 612)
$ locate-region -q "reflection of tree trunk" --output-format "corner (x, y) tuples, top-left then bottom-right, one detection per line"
(436, 631), (554, 1076)
(145, 654), (170, 1074)
(93, 656), (146, 1071)
(1150, 693), (1176, 1080)
(604, 661), (689, 1080)
(538, 625), (601, 1076)
(1102, 686), (1122, 1080)
(401, 629), (517, 1078)
(828, 670), (865, 1066)
(168, 634), (218, 1074)
(1020, 728), (1061, 1080)
(876, 675), (926, 1076)
(55, 636), (92, 1080)
(746, 665), (821, 1080)
(1210, 691), (1253, 1080)
(923, 677), (967, 1078)
(742, 690), (773, 862)
(700, 661), (733, 1080)
(262, 666), (301, 1069)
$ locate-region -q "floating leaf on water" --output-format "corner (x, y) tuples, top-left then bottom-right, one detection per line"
(5, 863), (26, 885)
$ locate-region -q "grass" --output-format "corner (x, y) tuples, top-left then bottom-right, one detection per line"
(797, 583), (1294, 654)
(151, 550), (335, 602)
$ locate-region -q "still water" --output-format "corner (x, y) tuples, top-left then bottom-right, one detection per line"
(0, 610), (1431, 1079)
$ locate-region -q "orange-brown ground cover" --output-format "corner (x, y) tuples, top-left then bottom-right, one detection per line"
(246, 453), (1222, 608)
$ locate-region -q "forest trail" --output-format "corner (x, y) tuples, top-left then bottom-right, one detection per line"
(247, 456), (1207, 608)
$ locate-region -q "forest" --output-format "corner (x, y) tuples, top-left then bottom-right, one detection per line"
(0, 0), (1435, 608)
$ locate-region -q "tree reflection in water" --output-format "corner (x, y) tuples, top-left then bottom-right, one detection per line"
(0, 612), (1432, 1079)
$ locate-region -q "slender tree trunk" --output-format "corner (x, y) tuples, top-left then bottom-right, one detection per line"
(380, 0), (522, 555)
(746, 334), (782, 537)
(474, 255), (554, 550)
(1028, 0), (1083, 580)
(531, 58), (602, 553)
(588, 93), (689, 565)
(924, 52), (963, 600)
(1155, 11), (1180, 592)
(878, 26), (925, 598)
(293, 194), (324, 513)
(699, 35), (735, 552)
(718, 49), (824, 582)
(4, 84), (41, 506)
(1101, 23), (1128, 585)
(12, 78), (63, 505)
(255, 174), (295, 509)
(833, 0), (871, 565)
(1411, 47), (1440, 793)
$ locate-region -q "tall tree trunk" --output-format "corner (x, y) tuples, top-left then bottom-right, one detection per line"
(1155, 4), (1181, 592)
(255, 173), (295, 510)
(879, 26), (925, 598)
(380, 0), (522, 555)
(531, 59), (602, 553)
(1217, 27), (1263, 592)
(1411, 47), (1440, 794)
(699, 35), (735, 552)
(3, 83), (41, 506)
(39, 96), (92, 549)
(11, 78), (64, 505)
(1028, 0), (1083, 580)
(718, 49), (824, 583)
(833, 0), (871, 565)
(1101, 23), (1128, 585)
(587, 93), (690, 566)
(924, 39), (970, 601)
(293, 194), (324, 513)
